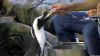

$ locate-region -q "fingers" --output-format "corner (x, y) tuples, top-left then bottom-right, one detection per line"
(87, 9), (97, 16)
(87, 10), (93, 16)
(49, 4), (66, 14)
(50, 4), (58, 9)
(48, 9), (65, 15)
(47, 8), (57, 15)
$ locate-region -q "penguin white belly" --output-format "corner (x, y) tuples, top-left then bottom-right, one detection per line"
(33, 16), (46, 53)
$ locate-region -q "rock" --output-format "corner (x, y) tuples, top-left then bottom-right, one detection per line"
(35, 4), (49, 14)
(0, 19), (32, 56)
(0, 16), (14, 23)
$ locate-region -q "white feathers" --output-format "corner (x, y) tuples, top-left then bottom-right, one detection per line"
(32, 16), (46, 55)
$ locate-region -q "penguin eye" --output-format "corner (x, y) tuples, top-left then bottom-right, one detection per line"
(43, 10), (48, 16)
(36, 10), (51, 29)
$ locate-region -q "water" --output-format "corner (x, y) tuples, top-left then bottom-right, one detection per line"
(43, 0), (84, 4)
(8, 0), (84, 5)
(9, 0), (28, 5)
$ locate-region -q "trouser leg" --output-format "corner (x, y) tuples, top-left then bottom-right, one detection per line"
(52, 11), (88, 42)
(53, 13), (100, 55)
(64, 21), (100, 55)
(53, 14), (77, 42)
(63, 21), (100, 55)
(83, 22), (100, 55)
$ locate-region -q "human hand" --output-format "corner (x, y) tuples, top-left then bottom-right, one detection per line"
(87, 9), (97, 16)
(49, 4), (67, 14)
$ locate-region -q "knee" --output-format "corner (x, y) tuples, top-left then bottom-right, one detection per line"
(83, 22), (98, 37)
(52, 14), (64, 25)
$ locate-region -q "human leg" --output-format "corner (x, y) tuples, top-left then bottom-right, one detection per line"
(53, 14), (77, 42)
(53, 10), (100, 54)
(83, 22), (100, 55)
(52, 11), (88, 42)
(63, 20), (100, 55)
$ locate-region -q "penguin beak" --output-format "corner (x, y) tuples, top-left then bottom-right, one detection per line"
(37, 10), (53, 29)
(45, 10), (53, 18)
(41, 10), (53, 20)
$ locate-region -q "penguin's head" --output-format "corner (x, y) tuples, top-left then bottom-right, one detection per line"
(36, 10), (53, 29)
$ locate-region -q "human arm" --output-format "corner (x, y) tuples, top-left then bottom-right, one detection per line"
(50, 0), (98, 14)
(64, 0), (98, 11)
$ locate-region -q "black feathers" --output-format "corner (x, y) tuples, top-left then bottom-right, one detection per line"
(37, 10), (52, 29)
(31, 26), (41, 56)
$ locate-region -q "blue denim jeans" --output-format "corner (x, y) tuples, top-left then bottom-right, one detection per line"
(52, 11), (100, 55)
(52, 11), (88, 42)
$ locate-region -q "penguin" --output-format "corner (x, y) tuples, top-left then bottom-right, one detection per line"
(31, 10), (53, 56)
